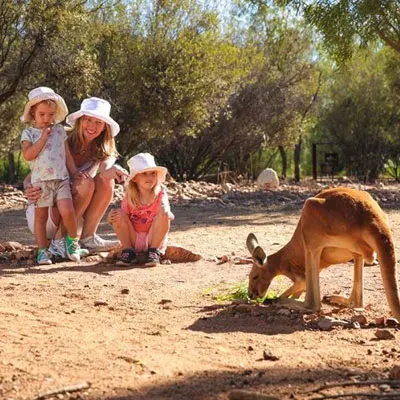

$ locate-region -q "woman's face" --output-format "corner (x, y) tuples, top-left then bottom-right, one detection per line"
(81, 116), (106, 142)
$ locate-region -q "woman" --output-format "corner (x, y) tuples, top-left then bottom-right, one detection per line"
(25, 97), (128, 255)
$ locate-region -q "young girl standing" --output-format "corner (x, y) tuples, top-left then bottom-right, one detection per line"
(21, 87), (83, 265)
(107, 153), (174, 267)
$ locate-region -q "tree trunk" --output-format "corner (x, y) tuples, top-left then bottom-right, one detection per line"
(8, 151), (15, 183)
(278, 145), (287, 179)
(294, 136), (302, 182)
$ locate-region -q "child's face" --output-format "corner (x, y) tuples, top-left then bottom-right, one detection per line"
(81, 116), (106, 142)
(133, 171), (157, 191)
(32, 102), (56, 128)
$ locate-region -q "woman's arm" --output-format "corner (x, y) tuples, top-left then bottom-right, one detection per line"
(98, 157), (129, 183)
(65, 142), (77, 177)
(23, 172), (42, 202)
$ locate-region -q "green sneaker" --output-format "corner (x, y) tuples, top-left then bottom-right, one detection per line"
(37, 248), (52, 265)
(65, 235), (81, 262)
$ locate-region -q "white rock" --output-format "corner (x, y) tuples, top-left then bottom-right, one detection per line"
(256, 168), (279, 190)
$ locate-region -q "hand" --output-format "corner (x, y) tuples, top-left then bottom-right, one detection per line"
(72, 171), (91, 181)
(41, 123), (54, 140)
(25, 184), (42, 203)
(101, 164), (129, 183)
(107, 208), (123, 224)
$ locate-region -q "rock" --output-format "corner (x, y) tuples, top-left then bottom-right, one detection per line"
(375, 317), (387, 327)
(256, 168), (279, 190)
(121, 288), (129, 295)
(375, 329), (396, 340)
(262, 350), (279, 361)
(389, 366), (400, 380)
(3, 241), (23, 251)
(351, 314), (368, 326)
(386, 318), (399, 327)
(318, 317), (334, 331)
(94, 300), (108, 306)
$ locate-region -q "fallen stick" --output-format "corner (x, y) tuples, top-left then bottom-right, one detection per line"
(310, 380), (400, 393)
(34, 382), (90, 400)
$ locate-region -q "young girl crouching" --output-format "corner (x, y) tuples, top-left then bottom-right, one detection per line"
(107, 153), (174, 267)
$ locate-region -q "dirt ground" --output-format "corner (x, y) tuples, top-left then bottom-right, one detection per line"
(1, 184), (400, 400)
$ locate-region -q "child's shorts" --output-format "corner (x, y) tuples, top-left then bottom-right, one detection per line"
(34, 178), (72, 208)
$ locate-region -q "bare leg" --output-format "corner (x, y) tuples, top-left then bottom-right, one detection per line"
(57, 198), (78, 238)
(71, 177), (95, 220)
(53, 178), (95, 239)
(35, 207), (50, 248)
(108, 209), (136, 248)
(148, 208), (170, 249)
(81, 175), (114, 239)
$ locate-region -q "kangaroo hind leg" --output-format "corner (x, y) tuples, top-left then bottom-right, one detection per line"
(323, 254), (364, 308)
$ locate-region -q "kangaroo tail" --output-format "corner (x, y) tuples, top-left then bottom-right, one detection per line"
(369, 223), (400, 320)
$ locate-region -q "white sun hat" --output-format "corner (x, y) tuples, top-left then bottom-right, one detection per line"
(66, 97), (120, 137)
(21, 87), (68, 123)
(127, 153), (168, 183)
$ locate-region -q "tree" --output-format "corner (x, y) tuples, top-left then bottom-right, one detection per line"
(277, 0), (400, 61)
(316, 49), (400, 182)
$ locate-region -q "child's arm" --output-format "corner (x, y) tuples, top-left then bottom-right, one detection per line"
(21, 126), (52, 161)
(65, 142), (77, 177)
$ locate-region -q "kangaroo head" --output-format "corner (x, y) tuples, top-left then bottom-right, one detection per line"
(247, 233), (274, 299)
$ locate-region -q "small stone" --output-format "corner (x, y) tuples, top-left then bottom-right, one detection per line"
(386, 318), (399, 327)
(263, 350), (279, 361)
(94, 300), (108, 306)
(389, 366), (400, 380)
(375, 329), (396, 340)
(121, 288), (129, 294)
(351, 314), (368, 326)
(318, 317), (333, 331)
(375, 316), (386, 327)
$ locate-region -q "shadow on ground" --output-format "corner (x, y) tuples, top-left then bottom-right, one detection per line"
(95, 366), (381, 400)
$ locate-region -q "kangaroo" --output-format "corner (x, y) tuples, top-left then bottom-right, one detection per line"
(247, 187), (400, 319)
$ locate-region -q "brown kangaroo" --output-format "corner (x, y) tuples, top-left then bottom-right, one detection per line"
(247, 187), (400, 319)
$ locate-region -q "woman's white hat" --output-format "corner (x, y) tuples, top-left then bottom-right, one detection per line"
(66, 97), (120, 137)
(127, 153), (168, 183)
(21, 87), (68, 123)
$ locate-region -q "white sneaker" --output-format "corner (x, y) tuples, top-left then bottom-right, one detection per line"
(49, 238), (89, 259)
(79, 234), (120, 253)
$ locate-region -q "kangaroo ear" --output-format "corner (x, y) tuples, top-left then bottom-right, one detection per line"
(252, 246), (267, 267)
(247, 233), (259, 254)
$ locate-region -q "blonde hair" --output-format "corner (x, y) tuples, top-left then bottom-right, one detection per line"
(29, 99), (57, 124)
(125, 175), (162, 209)
(68, 116), (118, 161)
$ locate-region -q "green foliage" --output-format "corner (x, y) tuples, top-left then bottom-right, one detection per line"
(216, 281), (280, 303)
(315, 48), (400, 181)
(384, 158), (400, 181)
(278, 0), (400, 62)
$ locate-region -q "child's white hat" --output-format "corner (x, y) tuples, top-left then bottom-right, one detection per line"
(127, 153), (168, 183)
(21, 87), (68, 123)
(66, 97), (120, 137)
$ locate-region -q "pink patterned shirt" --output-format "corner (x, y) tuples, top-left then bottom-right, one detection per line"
(121, 189), (173, 233)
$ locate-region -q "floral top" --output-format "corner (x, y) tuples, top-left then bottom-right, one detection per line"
(21, 124), (69, 184)
(121, 189), (173, 233)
